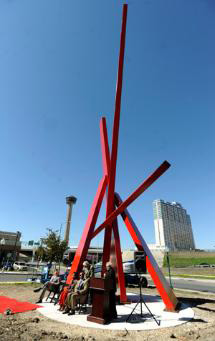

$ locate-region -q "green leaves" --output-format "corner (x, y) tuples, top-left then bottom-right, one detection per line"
(35, 228), (68, 263)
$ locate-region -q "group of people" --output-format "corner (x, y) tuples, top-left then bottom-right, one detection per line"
(58, 260), (92, 315)
(34, 261), (117, 319)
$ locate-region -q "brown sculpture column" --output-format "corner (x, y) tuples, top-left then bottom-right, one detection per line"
(64, 196), (77, 246)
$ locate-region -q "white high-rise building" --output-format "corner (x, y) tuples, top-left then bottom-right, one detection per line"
(153, 199), (195, 251)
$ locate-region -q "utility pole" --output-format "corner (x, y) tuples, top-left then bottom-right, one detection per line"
(13, 231), (21, 262)
(166, 248), (173, 289)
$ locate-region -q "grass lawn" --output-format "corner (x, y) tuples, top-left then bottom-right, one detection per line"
(163, 251), (215, 268)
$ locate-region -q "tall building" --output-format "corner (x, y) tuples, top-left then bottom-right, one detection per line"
(153, 200), (195, 251)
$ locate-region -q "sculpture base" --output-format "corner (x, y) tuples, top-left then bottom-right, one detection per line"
(87, 315), (110, 325)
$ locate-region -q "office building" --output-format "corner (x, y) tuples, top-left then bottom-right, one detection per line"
(153, 200), (195, 251)
(0, 230), (21, 265)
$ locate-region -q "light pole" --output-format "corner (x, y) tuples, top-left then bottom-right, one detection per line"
(166, 247), (173, 289)
(0, 238), (6, 267)
(58, 223), (63, 273)
(13, 231), (21, 262)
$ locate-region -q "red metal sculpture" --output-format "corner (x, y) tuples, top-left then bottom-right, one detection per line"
(67, 4), (178, 312)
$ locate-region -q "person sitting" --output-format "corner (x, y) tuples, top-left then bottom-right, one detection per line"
(63, 271), (90, 315)
(58, 272), (79, 311)
(35, 270), (61, 304)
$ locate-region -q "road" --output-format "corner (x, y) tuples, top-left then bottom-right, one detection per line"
(0, 272), (214, 293)
(0, 272), (41, 283)
(147, 276), (215, 293)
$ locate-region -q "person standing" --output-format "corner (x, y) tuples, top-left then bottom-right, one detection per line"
(104, 261), (117, 320)
(82, 260), (94, 278)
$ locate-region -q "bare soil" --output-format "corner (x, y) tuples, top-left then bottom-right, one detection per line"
(0, 284), (215, 341)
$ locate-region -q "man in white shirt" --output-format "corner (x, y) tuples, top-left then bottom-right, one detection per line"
(35, 270), (61, 304)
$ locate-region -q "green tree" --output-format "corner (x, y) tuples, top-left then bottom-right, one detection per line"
(35, 245), (47, 262)
(44, 228), (68, 264)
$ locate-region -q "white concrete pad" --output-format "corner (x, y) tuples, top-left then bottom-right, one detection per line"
(37, 293), (194, 331)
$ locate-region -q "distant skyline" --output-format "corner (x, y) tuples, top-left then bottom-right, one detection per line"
(0, 0), (214, 250)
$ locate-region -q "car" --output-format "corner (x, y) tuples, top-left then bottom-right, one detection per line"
(94, 262), (148, 287)
(124, 274), (148, 287)
(199, 263), (210, 268)
(94, 262), (102, 274)
(13, 261), (28, 271)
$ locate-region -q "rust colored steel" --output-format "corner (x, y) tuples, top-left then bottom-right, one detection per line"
(114, 193), (178, 311)
(100, 117), (127, 302)
(102, 4), (128, 277)
(92, 160), (170, 239)
(66, 176), (107, 284)
(67, 4), (178, 311)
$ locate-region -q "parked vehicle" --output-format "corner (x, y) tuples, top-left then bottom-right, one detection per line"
(94, 253), (148, 288)
(122, 250), (146, 273)
(13, 261), (28, 271)
(122, 250), (148, 287)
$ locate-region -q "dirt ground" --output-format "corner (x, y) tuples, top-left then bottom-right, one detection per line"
(0, 284), (215, 341)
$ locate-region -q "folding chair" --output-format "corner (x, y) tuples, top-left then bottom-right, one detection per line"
(76, 292), (89, 314)
(46, 283), (62, 303)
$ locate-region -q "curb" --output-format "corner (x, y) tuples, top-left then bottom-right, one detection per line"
(1, 282), (215, 296)
(0, 282), (38, 284)
(173, 287), (215, 296)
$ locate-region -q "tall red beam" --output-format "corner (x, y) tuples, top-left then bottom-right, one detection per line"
(114, 193), (178, 311)
(107, 3), (127, 212)
(100, 117), (127, 302)
(100, 117), (113, 275)
(112, 218), (127, 302)
(92, 161), (171, 239)
(66, 176), (107, 284)
(102, 4), (128, 274)
(66, 4), (179, 313)
(100, 117), (110, 178)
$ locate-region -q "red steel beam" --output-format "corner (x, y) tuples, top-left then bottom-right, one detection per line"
(100, 117), (127, 301)
(100, 117), (113, 275)
(92, 160), (171, 239)
(66, 176), (108, 284)
(100, 117), (110, 178)
(114, 193), (178, 311)
(112, 218), (127, 302)
(106, 3), (127, 214)
(102, 4), (128, 273)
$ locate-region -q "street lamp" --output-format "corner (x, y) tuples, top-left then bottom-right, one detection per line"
(13, 231), (21, 262)
(166, 247), (173, 289)
(0, 238), (6, 267)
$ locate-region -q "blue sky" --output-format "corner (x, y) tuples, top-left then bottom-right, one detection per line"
(0, 0), (214, 250)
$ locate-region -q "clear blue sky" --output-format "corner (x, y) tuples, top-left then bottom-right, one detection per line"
(0, 0), (214, 250)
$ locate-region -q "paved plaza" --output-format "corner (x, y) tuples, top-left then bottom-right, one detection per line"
(37, 293), (194, 331)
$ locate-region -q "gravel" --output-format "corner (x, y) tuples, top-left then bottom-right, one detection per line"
(0, 284), (215, 341)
